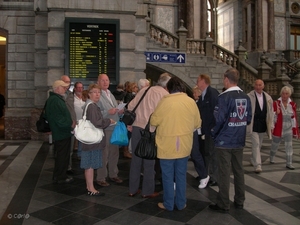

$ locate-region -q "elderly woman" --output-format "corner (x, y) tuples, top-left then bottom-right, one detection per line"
(150, 76), (201, 211)
(81, 84), (114, 196)
(270, 86), (299, 170)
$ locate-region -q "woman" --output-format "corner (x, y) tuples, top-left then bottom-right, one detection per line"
(150, 77), (201, 211)
(124, 82), (138, 104)
(270, 86), (299, 170)
(81, 84), (114, 196)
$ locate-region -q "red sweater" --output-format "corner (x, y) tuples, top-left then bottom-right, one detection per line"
(272, 99), (299, 138)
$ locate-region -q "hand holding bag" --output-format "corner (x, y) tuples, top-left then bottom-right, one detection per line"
(134, 116), (157, 160)
(36, 102), (51, 133)
(74, 102), (104, 144)
(110, 120), (129, 146)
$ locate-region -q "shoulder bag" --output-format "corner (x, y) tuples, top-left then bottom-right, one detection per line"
(134, 115), (157, 160)
(36, 102), (51, 133)
(121, 86), (151, 126)
(74, 102), (104, 144)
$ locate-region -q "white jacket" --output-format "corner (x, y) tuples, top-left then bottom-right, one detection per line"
(247, 90), (274, 139)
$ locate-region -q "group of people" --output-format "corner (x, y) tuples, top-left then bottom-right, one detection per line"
(44, 67), (299, 211)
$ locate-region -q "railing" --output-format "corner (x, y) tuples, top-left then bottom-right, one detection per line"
(286, 59), (300, 80)
(146, 22), (272, 94)
(148, 23), (178, 50)
(212, 44), (238, 68)
(186, 39), (205, 54)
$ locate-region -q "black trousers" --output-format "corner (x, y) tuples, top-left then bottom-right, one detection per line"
(191, 131), (207, 179)
(53, 137), (71, 181)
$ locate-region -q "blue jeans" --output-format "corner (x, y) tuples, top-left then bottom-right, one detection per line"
(160, 156), (189, 211)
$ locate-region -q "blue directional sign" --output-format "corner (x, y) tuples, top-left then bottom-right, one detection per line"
(145, 51), (186, 64)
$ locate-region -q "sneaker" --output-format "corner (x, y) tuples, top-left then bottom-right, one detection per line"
(270, 156), (275, 164)
(198, 175), (210, 189)
(286, 165), (295, 170)
(158, 202), (166, 210)
(255, 166), (262, 173)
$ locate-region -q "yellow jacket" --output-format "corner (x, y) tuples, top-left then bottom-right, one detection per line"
(150, 93), (201, 159)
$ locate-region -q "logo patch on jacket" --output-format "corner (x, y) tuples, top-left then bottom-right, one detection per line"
(236, 99), (247, 119)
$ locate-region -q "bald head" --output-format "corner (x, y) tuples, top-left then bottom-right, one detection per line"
(60, 75), (71, 89)
(97, 74), (110, 90)
(254, 79), (264, 94)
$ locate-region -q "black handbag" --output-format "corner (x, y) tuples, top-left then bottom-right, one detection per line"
(134, 116), (157, 160)
(121, 86), (151, 126)
(36, 102), (51, 133)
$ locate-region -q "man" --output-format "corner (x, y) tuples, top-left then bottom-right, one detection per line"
(61, 75), (76, 174)
(196, 74), (219, 186)
(96, 74), (123, 186)
(247, 79), (273, 173)
(209, 68), (252, 213)
(128, 74), (170, 199)
(45, 80), (75, 184)
(73, 82), (85, 158)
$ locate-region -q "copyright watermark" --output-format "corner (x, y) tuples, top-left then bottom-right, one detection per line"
(7, 214), (30, 219)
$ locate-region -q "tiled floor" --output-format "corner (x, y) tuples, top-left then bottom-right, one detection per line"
(0, 136), (299, 225)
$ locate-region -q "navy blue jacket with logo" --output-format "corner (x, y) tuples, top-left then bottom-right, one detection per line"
(211, 86), (252, 149)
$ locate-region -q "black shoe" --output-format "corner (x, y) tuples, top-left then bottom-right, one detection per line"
(208, 180), (218, 186)
(67, 169), (74, 175)
(209, 204), (229, 213)
(234, 201), (243, 209)
(55, 177), (74, 184)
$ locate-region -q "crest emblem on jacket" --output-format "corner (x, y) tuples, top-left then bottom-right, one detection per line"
(235, 99), (247, 120)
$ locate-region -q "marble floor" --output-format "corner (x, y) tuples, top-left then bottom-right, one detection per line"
(0, 136), (299, 225)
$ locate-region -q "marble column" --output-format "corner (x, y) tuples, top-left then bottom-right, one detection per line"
(200, 0), (208, 39)
(257, 0), (264, 51)
(186, 0), (194, 38)
(268, 0), (275, 52)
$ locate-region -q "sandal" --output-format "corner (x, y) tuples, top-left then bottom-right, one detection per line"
(87, 190), (105, 196)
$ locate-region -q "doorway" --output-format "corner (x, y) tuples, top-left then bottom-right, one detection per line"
(0, 32), (7, 139)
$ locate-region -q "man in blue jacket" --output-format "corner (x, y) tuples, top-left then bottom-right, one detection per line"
(197, 74), (219, 186)
(209, 68), (252, 213)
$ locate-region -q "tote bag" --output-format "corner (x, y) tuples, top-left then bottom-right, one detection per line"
(110, 120), (129, 146)
(74, 102), (104, 144)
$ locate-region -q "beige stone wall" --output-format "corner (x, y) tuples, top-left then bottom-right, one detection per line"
(0, 0), (148, 139)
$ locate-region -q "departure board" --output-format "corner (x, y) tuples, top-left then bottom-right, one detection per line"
(65, 18), (119, 83)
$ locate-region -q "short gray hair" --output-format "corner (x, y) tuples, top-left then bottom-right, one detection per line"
(138, 79), (150, 89)
(280, 86), (292, 96)
(157, 72), (171, 88)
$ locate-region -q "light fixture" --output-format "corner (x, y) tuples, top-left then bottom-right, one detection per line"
(0, 36), (6, 42)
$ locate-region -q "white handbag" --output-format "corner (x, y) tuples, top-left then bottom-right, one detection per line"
(74, 102), (104, 144)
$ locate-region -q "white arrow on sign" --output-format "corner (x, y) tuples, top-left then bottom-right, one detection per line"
(154, 54), (160, 61)
(162, 55), (168, 60)
(177, 54), (185, 62)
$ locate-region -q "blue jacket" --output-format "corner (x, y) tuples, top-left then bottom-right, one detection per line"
(197, 85), (219, 135)
(211, 87), (252, 149)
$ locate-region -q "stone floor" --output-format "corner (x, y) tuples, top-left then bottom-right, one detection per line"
(0, 136), (299, 225)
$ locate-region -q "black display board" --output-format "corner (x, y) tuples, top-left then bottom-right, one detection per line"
(65, 18), (120, 85)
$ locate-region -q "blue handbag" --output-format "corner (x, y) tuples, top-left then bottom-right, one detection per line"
(110, 120), (129, 146)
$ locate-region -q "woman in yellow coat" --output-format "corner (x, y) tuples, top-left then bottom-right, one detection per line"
(150, 76), (201, 211)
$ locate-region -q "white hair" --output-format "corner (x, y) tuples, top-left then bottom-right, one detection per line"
(138, 79), (150, 89)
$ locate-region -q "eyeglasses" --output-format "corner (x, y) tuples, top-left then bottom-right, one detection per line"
(89, 91), (101, 94)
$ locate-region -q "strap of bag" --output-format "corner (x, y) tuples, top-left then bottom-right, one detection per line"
(131, 86), (151, 113)
(82, 102), (93, 119)
(39, 101), (47, 118)
(144, 114), (153, 131)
